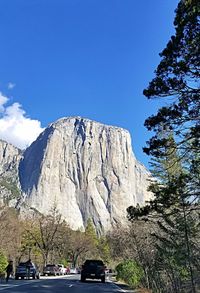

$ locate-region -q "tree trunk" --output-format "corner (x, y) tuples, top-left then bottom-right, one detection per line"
(182, 202), (196, 293)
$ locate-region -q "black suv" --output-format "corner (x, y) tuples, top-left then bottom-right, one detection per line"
(15, 262), (40, 280)
(81, 259), (106, 283)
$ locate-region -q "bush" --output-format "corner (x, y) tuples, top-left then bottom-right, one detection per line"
(116, 260), (144, 288)
(0, 250), (8, 273)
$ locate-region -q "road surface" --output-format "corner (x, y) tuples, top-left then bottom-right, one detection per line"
(0, 274), (128, 293)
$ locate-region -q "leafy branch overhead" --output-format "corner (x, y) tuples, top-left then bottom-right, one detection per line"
(143, 0), (200, 157)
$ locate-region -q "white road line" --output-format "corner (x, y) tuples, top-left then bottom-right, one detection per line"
(0, 282), (35, 291)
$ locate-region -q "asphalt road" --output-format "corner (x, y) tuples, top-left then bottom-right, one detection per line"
(0, 274), (127, 293)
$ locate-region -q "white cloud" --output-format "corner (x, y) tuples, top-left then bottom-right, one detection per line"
(7, 82), (16, 89)
(0, 92), (44, 149)
(0, 92), (8, 112)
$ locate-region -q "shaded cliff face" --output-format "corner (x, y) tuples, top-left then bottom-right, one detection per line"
(19, 117), (152, 233)
(0, 140), (22, 205)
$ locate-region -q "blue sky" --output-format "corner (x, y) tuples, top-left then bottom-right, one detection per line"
(0, 0), (179, 168)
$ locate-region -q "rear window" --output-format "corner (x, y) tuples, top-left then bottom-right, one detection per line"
(84, 260), (104, 266)
(18, 263), (26, 266)
(17, 262), (35, 268)
(18, 262), (34, 267)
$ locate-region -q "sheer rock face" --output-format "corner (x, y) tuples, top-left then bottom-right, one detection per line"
(0, 140), (21, 174)
(0, 140), (22, 205)
(19, 117), (152, 233)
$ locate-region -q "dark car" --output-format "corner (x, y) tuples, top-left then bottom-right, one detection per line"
(15, 262), (40, 280)
(43, 264), (60, 276)
(81, 259), (106, 283)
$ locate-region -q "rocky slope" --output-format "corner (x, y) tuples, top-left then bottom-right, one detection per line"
(0, 140), (22, 205)
(18, 117), (152, 233)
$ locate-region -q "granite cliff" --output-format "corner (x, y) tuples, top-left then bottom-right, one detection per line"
(0, 140), (22, 205)
(0, 117), (152, 233)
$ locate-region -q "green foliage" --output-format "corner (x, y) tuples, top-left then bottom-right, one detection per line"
(22, 207), (65, 266)
(168, 256), (190, 280)
(142, 0), (200, 204)
(0, 250), (8, 273)
(128, 1), (200, 291)
(0, 179), (21, 203)
(59, 259), (69, 267)
(154, 209), (198, 279)
(85, 218), (98, 246)
(20, 227), (40, 258)
(97, 236), (111, 263)
(115, 260), (144, 288)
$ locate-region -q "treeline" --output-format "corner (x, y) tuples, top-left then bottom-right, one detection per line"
(0, 206), (112, 272)
(110, 210), (200, 292)
(1, 202), (199, 292)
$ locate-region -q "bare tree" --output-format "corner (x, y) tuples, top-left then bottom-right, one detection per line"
(0, 205), (21, 263)
(23, 207), (64, 266)
(68, 230), (95, 268)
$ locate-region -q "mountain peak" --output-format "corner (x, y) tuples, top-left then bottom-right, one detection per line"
(49, 116), (129, 134)
(18, 117), (152, 234)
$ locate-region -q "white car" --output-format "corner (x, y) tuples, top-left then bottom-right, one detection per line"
(58, 264), (67, 275)
(70, 267), (78, 274)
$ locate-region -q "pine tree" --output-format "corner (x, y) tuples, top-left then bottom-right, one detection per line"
(128, 130), (199, 291)
(85, 218), (98, 246)
(128, 1), (200, 291)
(143, 0), (200, 202)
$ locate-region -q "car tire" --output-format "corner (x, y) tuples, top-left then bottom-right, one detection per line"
(81, 276), (85, 282)
(101, 276), (105, 283)
(15, 276), (19, 280)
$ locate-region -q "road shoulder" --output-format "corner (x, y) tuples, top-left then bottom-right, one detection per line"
(110, 278), (151, 293)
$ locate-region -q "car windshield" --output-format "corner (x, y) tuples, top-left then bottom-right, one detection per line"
(18, 262), (34, 267)
(84, 260), (104, 266)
